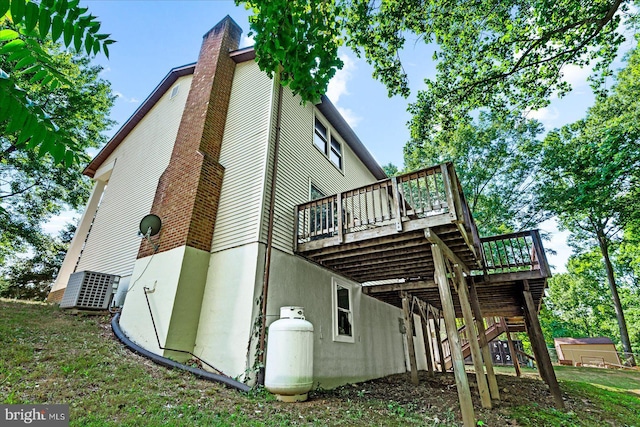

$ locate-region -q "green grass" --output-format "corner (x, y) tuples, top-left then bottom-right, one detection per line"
(1, 299), (639, 426)
(495, 365), (640, 426)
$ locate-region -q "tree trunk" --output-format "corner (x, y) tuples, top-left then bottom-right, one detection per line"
(596, 228), (636, 366)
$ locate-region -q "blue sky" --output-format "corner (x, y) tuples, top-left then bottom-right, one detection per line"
(46, 1), (637, 272)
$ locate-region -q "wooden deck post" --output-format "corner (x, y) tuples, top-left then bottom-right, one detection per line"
(454, 266), (492, 409)
(431, 309), (447, 373)
(417, 300), (435, 376)
(401, 292), (420, 385)
(432, 244), (475, 427)
(522, 282), (564, 409)
(504, 325), (522, 378)
(391, 176), (403, 232)
(469, 281), (500, 400)
(336, 192), (344, 243)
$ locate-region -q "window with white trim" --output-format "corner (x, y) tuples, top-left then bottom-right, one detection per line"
(314, 118), (328, 153)
(314, 115), (343, 171)
(332, 278), (354, 343)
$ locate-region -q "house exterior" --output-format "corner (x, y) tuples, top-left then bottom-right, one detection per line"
(49, 17), (562, 424)
(49, 16), (430, 387)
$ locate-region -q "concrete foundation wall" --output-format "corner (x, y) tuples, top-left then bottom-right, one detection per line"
(194, 243), (265, 380)
(266, 248), (412, 388)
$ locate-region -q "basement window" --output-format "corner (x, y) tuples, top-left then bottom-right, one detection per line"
(332, 278), (354, 343)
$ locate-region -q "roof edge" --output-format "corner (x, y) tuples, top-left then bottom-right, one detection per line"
(230, 46), (256, 63)
(84, 63), (196, 178)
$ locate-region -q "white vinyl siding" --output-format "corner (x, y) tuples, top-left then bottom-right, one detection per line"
(268, 91), (378, 253)
(75, 75), (193, 277)
(210, 61), (273, 252)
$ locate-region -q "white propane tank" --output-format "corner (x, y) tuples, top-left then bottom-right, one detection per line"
(264, 306), (314, 402)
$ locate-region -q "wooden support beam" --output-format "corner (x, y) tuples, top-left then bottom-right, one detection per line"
(504, 326), (522, 378)
(431, 309), (447, 373)
(522, 282), (564, 409)
(454, 265), (492, 409)
(432, 244), (475, 427)
(363, 280), (437, 294)
(417, 300), (435, 377)
(425, 228), (470, 274)
(469, 281), (500, 401)
(401, 292), (419, 385)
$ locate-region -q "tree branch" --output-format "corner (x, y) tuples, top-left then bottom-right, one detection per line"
(0, 183), (38, 200)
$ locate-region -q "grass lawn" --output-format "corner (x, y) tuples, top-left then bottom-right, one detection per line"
(1, 298), (639, 426)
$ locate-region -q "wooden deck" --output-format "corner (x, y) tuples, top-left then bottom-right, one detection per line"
(294, 163), (551, 319)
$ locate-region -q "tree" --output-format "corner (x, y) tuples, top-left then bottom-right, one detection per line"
(537, 40), (640, 365)
(404, 111), (545, 235)
(1, 43), (114, 265)
(544, 251), (619, 341)
(381, 162), (398, 177)
(0, 223), (74, 300)
(240, 0), (633, 130)
(1, 0), (114, 166)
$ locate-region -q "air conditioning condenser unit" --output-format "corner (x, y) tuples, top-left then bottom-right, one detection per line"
(60, 271), (119, 310)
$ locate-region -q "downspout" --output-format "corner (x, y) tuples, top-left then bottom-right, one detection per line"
(256, 79), (284, 385)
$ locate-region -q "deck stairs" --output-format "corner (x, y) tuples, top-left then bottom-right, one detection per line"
(440, 316), (525, 370)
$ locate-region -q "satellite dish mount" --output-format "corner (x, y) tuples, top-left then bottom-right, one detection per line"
(139, 214), (162, 252)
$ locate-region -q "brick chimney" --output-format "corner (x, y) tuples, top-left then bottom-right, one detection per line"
(139, 16), (242, 258)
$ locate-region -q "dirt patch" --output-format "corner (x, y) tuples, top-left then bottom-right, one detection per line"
(305, 370), (561, 425)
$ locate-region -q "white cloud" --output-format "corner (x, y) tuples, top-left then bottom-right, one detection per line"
(43, 210), (78, 236)
(114, 91), (139, 104)
(337, 106), (362, 128)
(326, 54), (355, 104)
(527, 106), (560, 123)
(561, 63), (592, 88)
(240, 34), (255, 48)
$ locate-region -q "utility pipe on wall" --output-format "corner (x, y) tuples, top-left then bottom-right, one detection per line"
(256, 78), (284, 385)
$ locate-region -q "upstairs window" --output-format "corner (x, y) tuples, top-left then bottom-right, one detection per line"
(330, 138), (342, 169)
(310, 184), (325, 201)
(314, 115), (344, 171)
(314, 119), (328, 153)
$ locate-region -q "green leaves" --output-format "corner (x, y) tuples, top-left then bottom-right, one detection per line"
(0, 29), (19, 41)
(243, 0), (630, 131)
(240, 0), (344, 103)
(1, 0), (116, 166)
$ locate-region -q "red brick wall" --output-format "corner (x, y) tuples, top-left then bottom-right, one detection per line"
(139, 16), (242, 258)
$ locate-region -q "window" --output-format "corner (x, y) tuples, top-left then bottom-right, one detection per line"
(330, 138), (342, 169)
(310, 184), (325, 201)
(314, 115), (344, 171)
(332, 279), (354, 343)
(314, 119), (328, 153)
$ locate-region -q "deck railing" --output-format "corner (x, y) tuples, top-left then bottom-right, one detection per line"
(479, 230), (549, 276)
(296, 164), (461, 244)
